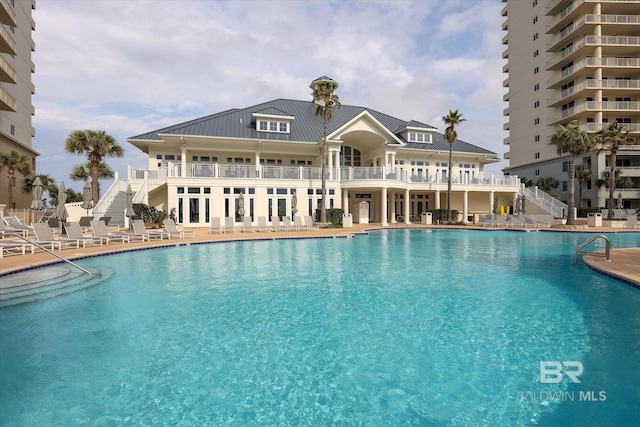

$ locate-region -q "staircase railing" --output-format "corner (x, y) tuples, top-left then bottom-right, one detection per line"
(92, 179), (128, 220)
(521, 185), (568, 218)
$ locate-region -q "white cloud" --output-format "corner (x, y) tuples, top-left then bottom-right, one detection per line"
(32, 0), (507, 189)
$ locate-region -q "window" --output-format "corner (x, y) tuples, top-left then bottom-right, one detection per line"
(533, 16), (538, 24)
(408, 132), (430, 143)
(258, 120), (289, 133)
(533, 0), (537, 6)
(10, 124), (15, 136)
(259, 121), (268, 131)
(562, 161), (569, 172)
(165, 155), (175, 160)
(533, 50), (538, 58)
(535, 169), (540, 176)
(535, 152), (540, 159)
(534, 118), (540, 125)
(562, 181), (568, 191)
(269, 121), (277, 132)
(534, 101), (540, 108)
(533, 32), (538, 41)
(534, 83), (539, 91)
(534, 135), (540, 142)
(534, 66), (539, 74)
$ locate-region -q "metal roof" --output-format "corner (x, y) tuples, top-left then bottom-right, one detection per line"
(128, 99), (496, 156)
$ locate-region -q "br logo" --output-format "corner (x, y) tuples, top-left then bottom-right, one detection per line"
(539, 361), (584, 383)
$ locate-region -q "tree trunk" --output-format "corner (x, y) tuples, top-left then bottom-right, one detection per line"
(320, 110), (328, 224)
(567, 158), (576, 225)
(6, 171), (13, 209)
(607, 150), (616, 220)
(91, 161), (100, 207)
(446, 144), (453, 222)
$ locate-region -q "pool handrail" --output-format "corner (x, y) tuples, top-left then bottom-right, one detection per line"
(574, 234), (611, 266)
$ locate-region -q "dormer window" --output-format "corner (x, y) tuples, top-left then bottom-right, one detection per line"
(258, 120), (289, 133)
(253, 111), (294, 134)
(409, 132), (431, 143)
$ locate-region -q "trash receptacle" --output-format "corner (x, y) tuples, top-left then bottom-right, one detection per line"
(421, 212), (432, 225)
(587, 212), (602, 227)
(342, 213), (353, 228)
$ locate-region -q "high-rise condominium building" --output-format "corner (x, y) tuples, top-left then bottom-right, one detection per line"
(501, 0), (640, 209)
(0, 0), (36, 210)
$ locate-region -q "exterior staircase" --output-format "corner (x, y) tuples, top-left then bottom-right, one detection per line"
(521, 185), (568, 218)
(103, 190), (128, 227)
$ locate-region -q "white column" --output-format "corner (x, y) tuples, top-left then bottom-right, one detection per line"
(254, 152), (261, 178)
(404, 189), (410, 225)
(328, 149), (334, 180)
(463, 191), (469, 224)
(343, 189), (349, 214)
(390, 191), (396, 223)
(490, 191), (495, 213)
(180, 144), (187, 178)
(435, 190), (441, 210)
(334, 150), (340, 180)
(381, 187), (388, 226)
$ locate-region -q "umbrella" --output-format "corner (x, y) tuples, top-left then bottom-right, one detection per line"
(514, 195), (521, 214)
(291, 192), (298, 217)
(492, 196), (499, 215)
(521, 194), (526, 214)
(55, 181), (68, 221)
(82, 181), (92, 215)
(238, 193), (245, 216)
(617, 193), (623, 209)
(125, 185), (135, 218)
(30, 176), (44, 211)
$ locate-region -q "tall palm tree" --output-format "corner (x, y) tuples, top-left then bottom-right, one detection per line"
(69, 161), (115, 202)
(0, 150), (32, 209)
(574, 164), (592, 208)
(64, 130), (124, 206)
(549, 121), (596, 225)
(310, 77), (340, 224)
(595, 121), (634, 219)
(442, 109), (465, 222)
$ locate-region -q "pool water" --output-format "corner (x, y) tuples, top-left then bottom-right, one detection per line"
(1, 230), (639, 426)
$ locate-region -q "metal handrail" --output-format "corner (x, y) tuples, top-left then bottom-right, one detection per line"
(5, 232), (92, 275)
(574, 234), (611, 266)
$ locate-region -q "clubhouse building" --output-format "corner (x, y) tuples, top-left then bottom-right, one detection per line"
(124, 79), (520, 227)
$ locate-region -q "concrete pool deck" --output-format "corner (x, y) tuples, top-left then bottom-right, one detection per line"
(1, 222), (639, 289)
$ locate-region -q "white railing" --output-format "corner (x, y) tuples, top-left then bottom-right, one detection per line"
(521, 186), (568, 219)
(92, 179), (128, 219)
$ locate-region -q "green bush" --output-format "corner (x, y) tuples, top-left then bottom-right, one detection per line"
(314, 208), (344, 226)
(132, 203), (167, 226)
(577, 207), (601, 218)
(429, 209), (459, 224)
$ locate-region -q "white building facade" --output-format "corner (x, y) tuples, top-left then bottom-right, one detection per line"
(126, 93), (520, 227)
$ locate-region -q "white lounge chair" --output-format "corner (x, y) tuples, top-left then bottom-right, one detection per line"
(2, 216), (32, 237)
(90, 220), (130, 244)
(624, 215), (640, 229)
(242, 217), (255, 233)
(271, 216), (284, 232)
(304, 216), (319, 230)
(64, 222), (106, 247)
(32, 222), (80, 250)
(132, 219), (168, 240)
(507, 214), (524, 228)
(478, 214), (495, 227)
(282, 217), (295, 231)
(493, 215), (507, 227)
(223, 217), (235, 233)
(256, 216), (271, 232)
(294, 216), (309, 231)
(0, 241), (33, 258)
(208, 217), (223, 234)
(163, 218), (195, 239)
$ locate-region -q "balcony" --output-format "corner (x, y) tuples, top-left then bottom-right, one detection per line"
(0, 25), (16, 55)
(585, 123), (640, 133)
(0, 55), (16, 83)
(0, 85), (16, 111)
(588, 56), (640, 68)
(0, 0), (16, 26)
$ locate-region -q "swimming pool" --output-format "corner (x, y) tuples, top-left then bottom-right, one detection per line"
(1, 229), (639, 426)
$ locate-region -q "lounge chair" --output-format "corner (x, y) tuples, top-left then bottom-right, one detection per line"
(2, 216), (32, 237)
(294, 216), (308, 231)
(32, 222), (80, 250)
(131, 219), (168, 240)
(163, 218), (195, 239)
(507, 214), (524, 228)
(208, 217), (223, 234)
(271, 216), (284, 232)
(624, 215), (640, 229)
(99, 216), (112, 226)
(282, 217), (295, 231)
(304, 216), (319, 230)
(524, 215), (538, 228)
(493, 215), (507, 227)
(78, 216), (94, 232)
(256, 216), (271, 232)
(242, 217), (255, 233)
(64, 222), (107, 247)
(478, 214), (494, 227)
(224, 217), (235, 233)
(0, 241), (33, 258)
(90, 220), (130, 244)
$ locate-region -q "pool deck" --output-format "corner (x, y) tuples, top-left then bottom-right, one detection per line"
(1, 222), (639, 289)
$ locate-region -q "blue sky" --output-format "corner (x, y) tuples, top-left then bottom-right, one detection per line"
(32, 0), (507, 191)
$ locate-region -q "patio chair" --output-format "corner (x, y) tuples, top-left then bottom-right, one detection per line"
(524, 215), (538, 228)
(0, 221), (29, 238)
(208, 217), (223, 234)
(304, 216), (319, 230)
(132, 219), (168, 240)
(242, 217), (255, 233)
(478, 214), (494, 227)
(256, 216), (272, 232)
(507, 214), (524, 228)
(224, 217), (235, 233)
(32, 222), (80, 250)
(624, 215), (640, 229)
(78, 216), (94, 232)
(271, 216), (287, 232)
(294, 216), (309, 231)
(493, 215), (507, 227)
(99, 216), (112, 226)
(64, 222), (107, 247)
(163, 218), (195, 239)
(282, 217), (295, 231)
(0, 241), (34, 258)
(2, 216), (32, 237)
(90, 220), (130, 244)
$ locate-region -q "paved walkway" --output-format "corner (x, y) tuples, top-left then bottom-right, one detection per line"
(1, 223), (639, 289)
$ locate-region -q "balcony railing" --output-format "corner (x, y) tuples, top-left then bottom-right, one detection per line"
(128, 164), (520, 188)
(585, 123), (640, 133)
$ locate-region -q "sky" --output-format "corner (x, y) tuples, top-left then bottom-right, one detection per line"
(32, 0), (508, 192)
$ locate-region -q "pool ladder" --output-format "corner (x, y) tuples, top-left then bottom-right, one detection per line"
(5, 232), (92, 275)
(574, 234), (610, 266)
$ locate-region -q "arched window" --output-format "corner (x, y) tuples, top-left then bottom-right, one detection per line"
(340, 146), (361, 166)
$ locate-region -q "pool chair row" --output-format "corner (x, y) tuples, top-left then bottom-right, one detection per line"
(208, 216), (320, 234)
(478, 214), (555, 228)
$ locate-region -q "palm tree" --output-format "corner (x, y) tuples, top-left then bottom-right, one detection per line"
(442, 109), (465, 222)
(536, 176), (560, 193)
(549, 121), (596, 225)
(574, 164), (592, 208)
(0, 150), (32, 209)
(64, 130), (124, 206)
(310, 77), (340, 224)
(595, 121), (634, 220)
(69, 161), (115, 202)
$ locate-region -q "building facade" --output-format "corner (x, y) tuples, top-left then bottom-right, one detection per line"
(0, 0), (36, 211)
(502, 0), (640, 209)
(125, 91), (520, 227)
